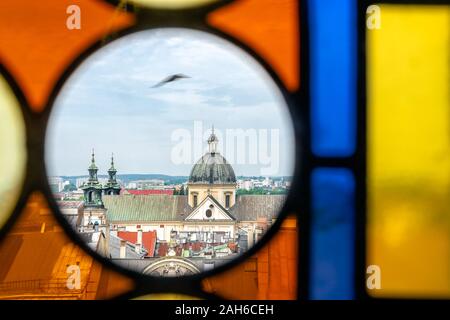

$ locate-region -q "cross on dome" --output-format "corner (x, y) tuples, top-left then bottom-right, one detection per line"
(207, 125), (218, 153)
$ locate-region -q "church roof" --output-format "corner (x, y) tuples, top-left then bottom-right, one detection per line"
(104, 195), (191, 222)
(230, 195), (287, 221)
(104, 194), (286, 223)
(117, 231), (157, 257)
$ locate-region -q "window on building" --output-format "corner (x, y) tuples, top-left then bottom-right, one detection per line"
(225, 194), (230, 208)
(193, 195), (198, 207)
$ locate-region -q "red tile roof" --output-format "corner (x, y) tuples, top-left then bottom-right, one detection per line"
(122, 189), (174, 196)
(191, 242), (203, 252)
(228, 242), (237, 252)
(117, 231), (157, 257)
(157, 242), (168, 257)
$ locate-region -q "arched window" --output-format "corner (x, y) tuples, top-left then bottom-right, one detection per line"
(225, 194), (230, 208)
(193, 195), (198, 207)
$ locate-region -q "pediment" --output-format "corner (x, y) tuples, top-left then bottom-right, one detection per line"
(185, 195), (235, 221)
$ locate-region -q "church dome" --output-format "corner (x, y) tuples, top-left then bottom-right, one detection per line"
(189, 128), (236, 184)
(189, 152), (236, 184)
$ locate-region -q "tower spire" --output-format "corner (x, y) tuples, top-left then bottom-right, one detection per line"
(105, 152), (120, 195)
(108, 152), (117, 182)
(82, 149), (103, 208)
(88, 148), (98, 181)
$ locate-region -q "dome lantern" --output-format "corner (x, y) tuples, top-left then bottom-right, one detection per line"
(207, 125), (218, 154)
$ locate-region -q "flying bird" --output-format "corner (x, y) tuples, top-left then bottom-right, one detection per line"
(151, 73), (191, 88)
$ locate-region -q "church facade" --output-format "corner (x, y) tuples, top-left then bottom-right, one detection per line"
(77, 130), (286, 275)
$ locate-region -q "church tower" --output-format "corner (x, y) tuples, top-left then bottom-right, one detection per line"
(103, 153), (121, 195)
(187, 127), (237, 209)
(81, 150), (104, 207)
(81, 150), (106, 228)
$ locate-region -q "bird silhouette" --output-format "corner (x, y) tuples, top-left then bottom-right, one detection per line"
(151, 73), (191, 88)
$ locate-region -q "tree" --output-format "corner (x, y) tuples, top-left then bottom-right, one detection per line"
(63, 183), (77, 192)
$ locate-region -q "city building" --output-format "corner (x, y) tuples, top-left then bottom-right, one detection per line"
(122, 189), (174, 196)
(74, 130), (286, 276)
(48, 176), (64, 193)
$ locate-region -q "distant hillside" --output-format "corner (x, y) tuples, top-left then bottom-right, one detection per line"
(117, 174), (188, 184)
(61, 174), (188, 185)
(60, 174), (293, 185)
(236, 175), (293, 181)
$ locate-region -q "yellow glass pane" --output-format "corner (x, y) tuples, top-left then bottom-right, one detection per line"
(367, 5), (450, 297)
(0, 75), (26, 230)
(125, 0), (217, 9)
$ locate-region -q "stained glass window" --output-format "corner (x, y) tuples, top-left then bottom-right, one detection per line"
(0, 0), (449, 302)
(0, 0), (300, 300)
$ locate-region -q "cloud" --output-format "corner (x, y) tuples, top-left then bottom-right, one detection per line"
(46, 29), (295, 177)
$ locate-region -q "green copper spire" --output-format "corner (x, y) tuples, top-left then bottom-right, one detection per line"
(88, 149), (98, 182)
(82, 149), (103, 207)
(89, 149), (98, 169)
(110, 153), (115, 170)
(104, 152), (121, 195)
(108, 153), (117, 183)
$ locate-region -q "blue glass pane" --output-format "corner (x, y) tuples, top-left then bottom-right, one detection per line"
(310, 168), (355, 299)
(308, 0), (356, 156)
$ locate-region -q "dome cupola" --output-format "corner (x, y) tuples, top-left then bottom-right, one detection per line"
(188, 127), (236, 185)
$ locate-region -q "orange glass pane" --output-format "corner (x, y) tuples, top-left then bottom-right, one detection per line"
(0, 0), (134, 112)
(0, 192), (135, 299)
(127, 0), (217, 9)
(208, 0), (299, 92)
(133, 293), (202, 300)
(202, 215), (297, 299)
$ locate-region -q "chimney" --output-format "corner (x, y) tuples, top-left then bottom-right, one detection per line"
(119, 240), (127, 259)
(255, 228), (262, 243)
(104, 224), (110, 258)
(137, 229), (143, 245)
(247, 229), (254, 248)
(135, 243), (142, 254)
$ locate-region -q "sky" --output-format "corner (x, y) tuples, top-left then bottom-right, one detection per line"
(45, 28), (295, 177)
